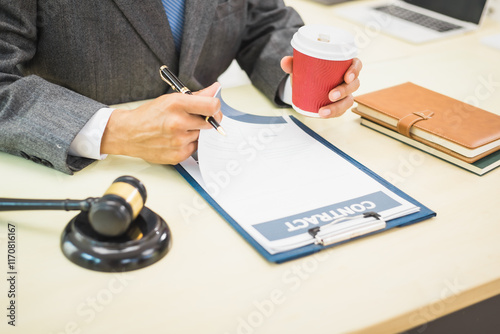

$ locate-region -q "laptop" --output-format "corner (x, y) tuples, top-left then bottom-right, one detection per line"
(336, 0), (491, 43)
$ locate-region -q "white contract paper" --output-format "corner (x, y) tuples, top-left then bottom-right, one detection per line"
(179, 94), (419, 254)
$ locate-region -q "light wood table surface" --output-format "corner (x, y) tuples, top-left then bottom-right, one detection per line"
(1, 1), (500, 333)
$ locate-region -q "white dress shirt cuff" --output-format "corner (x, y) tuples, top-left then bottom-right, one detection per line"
(69, 107), (114, 160)
(278, 75), (293, 106)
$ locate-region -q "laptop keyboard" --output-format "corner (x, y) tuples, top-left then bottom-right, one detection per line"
(374, 5), (462, 32)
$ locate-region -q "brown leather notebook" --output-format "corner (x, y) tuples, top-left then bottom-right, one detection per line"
(352, 82), (500, 163)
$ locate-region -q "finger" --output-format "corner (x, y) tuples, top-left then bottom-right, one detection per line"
(344, 58), (363, 84)
(195, 82), (224, 125)
(183, 106), (225, 131)
(183, 113), (218, 131)
(318, 94), (355, 118)
(159, 140), (198, 165)
(162, 84), (222, 131)
(154, 101), (210, 133)
(211, 109), (223, 124)
(328, 78), (360, 102)
(146, 127), (200, 149)
(165, 91), (221, 120)
(179, 141), (198, 163)
(178, 129), (201, 146)
(280, 56), (293, 74)
(188, 86), (222, 118)
(194, 82), (221, 98)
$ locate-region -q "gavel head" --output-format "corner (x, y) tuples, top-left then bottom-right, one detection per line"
(88, 176), (147, 237)
(61, 175), (171, 272)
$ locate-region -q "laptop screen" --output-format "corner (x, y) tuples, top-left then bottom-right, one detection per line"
(403, 0), (488, 24)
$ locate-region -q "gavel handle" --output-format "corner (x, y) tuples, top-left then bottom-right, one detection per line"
(0, 198), (97, 212)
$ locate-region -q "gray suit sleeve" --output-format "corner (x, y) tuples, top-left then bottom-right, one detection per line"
(236, 0), (304, 105)
(0, 2), (106, 174)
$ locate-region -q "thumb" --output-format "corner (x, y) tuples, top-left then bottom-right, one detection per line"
(194, 82), (221, 97)
(281, 56), (293, 74)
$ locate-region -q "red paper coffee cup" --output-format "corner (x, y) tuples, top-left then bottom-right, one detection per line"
(291, 25), (357, 117)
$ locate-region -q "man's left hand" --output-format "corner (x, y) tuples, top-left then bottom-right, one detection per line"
(280, 57), (362, 118)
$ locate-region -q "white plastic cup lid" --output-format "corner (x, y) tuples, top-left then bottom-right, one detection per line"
(291, 25), (357, 61)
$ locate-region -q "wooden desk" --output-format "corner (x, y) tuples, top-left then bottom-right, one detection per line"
(1, 1), (500, 333)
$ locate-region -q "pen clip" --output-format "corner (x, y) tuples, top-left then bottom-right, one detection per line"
(159, 65), (176, 91)
(159, 65), (192, 94)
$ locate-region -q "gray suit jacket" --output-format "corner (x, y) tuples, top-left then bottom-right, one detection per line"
(0, 0), (303, 174)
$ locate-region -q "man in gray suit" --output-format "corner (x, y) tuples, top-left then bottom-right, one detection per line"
(0, 0), (361, 174)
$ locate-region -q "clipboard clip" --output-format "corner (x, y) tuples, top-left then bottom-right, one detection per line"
(308, 212), (386, 246)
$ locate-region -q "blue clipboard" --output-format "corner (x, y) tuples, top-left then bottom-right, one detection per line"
(174, 97), (436, 263)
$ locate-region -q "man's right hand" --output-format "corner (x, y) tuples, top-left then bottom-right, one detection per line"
(101, 82), (222, 164)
